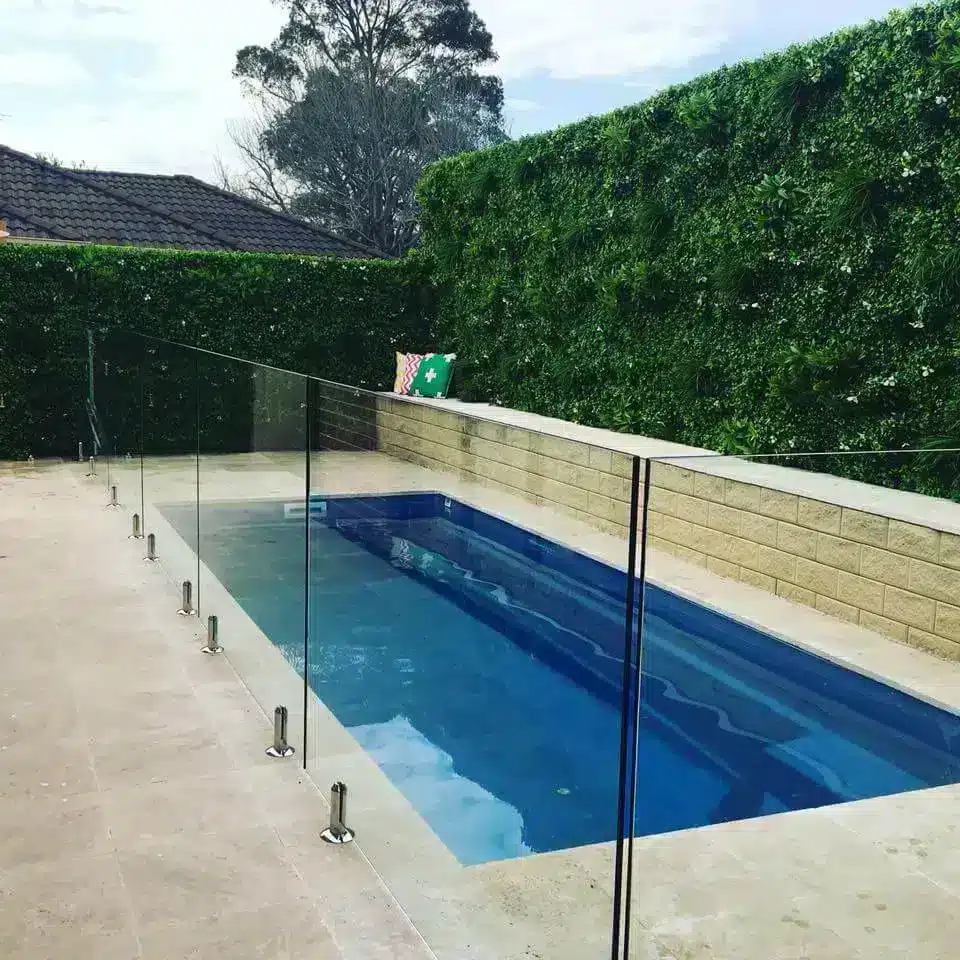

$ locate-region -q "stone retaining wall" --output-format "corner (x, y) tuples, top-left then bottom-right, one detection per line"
(374, 396), (635, 533)
(646, 462), (960, 661)
(317, 387), (960, 661)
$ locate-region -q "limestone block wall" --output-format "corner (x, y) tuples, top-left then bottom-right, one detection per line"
(646, 463), (960, 661)
(317, 389), (960, 662)
(373, 394), (635, 534)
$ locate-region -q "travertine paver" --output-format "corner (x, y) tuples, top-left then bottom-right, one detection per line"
(3, 456), (960, 960)
(0, 462), (433, 960)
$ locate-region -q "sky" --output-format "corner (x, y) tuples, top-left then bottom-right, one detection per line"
(0, 0), (917, 181)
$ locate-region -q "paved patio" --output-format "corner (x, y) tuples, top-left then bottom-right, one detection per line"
(0, 461), (432, 960)
(2, 456), (960, 959)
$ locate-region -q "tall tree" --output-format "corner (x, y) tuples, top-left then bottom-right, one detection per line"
(230, 0), (506, 255)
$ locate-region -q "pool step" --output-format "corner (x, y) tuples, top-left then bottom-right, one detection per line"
(283, 500), (327, 521)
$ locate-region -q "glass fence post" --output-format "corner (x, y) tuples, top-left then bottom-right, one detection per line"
(622, 455), (652, 960)
(194, 350), (201, 615)
(611, 454), (642, 960)
(138, 339), (145, 527)
(302, 376), (312, 770)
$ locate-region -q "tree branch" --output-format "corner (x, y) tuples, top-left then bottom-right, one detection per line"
(228, 0), (506, 254)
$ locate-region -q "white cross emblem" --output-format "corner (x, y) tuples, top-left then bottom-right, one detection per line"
(425, 368), (437, 383)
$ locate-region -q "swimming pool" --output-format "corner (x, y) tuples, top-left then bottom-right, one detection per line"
(167, 492), (960, 866)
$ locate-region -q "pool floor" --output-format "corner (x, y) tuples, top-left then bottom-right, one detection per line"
(162, 494), (960, 866)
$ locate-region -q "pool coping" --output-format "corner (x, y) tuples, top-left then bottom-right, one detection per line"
(383, 392), (960, 536)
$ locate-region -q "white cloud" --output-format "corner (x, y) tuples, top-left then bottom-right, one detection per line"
(0, 52), (89, 88)
(505, 98), (541, 112)
(473, 0), (760, 79)
(1, 0), (284, 177)
(0, 0), (760, 179)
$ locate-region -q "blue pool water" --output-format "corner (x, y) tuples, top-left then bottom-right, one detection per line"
(166, 493), (960, 865)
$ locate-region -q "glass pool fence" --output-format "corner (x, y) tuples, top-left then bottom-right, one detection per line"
(86, 329), (960, 960)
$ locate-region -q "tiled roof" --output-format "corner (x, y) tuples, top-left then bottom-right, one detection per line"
(0, 144), (380, 258)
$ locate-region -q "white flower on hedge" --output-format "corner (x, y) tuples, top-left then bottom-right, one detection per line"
(143, 294), (151, 301)
(846, 395), (860, 403)
(910, 319), (925, 329)
(882, 376), (897, 387)
(922, 366), (934, 377)
(936, 95), (948, 105)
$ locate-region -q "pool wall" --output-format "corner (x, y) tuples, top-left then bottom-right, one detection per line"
(316, 384), (960, 661)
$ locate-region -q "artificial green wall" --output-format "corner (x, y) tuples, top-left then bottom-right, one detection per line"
(416, 0), (960, 495)
(0, 244), (433, 459)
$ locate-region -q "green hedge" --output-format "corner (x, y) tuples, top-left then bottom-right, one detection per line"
(416, 0), (960, 496)
(7, 1), (960, 497)
(0, 244), (433, 459)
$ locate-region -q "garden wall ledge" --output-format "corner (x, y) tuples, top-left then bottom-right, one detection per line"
(380, 393), (960, 537)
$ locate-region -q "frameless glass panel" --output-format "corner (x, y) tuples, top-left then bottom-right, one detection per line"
(306, 385), (634, 960)
(629, 449), (960, 958)
(195, 352), (308, 757)
(140, 337), (199, 595)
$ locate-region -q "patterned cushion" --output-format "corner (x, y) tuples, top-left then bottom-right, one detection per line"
(394, 352), (425, 395)
(410, 353), (456, 399)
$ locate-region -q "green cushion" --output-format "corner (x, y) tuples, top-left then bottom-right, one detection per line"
(409, 353), (456, 398)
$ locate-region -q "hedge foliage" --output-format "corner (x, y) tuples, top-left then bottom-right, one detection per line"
(416, 1), (960, 495)
(7, 1), (960, 498)
(0, 244), (433, 459)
